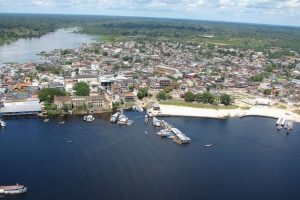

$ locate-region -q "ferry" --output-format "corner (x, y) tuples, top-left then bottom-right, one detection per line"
(0, 120), (6, 127)
(152, 117), (161, 127)
(0, 184), (27, 194)
(110, 112), (120, 123)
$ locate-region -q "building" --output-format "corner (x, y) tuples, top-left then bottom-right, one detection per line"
(0, 100), (42, 116)
(123, 92), (135, 101)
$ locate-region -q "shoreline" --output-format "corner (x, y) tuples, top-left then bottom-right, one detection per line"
(154, 105), (300, 123)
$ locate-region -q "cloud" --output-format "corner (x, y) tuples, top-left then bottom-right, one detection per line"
(0, 0), (299, 26)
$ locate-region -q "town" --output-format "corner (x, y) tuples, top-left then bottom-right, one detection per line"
(0, 39), (300, 121)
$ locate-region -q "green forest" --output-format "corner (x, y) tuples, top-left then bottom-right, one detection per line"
(1, 13), (300, 53)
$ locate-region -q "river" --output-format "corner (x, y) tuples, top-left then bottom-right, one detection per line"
(0, 112), (300, 200)
(0, 28), (94, 64)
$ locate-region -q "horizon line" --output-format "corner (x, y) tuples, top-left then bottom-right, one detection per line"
(1, 12), (300, 29)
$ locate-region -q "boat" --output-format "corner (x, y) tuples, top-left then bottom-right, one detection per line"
(59, 121), (65, 125)
(144, 114), (149, 123)
(126, 120), (135, 126)
(205, 144), (213, 147)
(66, 140), (73, 143)
(84, 115), (95, 122)
(43, 119), (50, 122)
(136, 106), (143, 112)
(152, 117), (161, 127)
(0, 184), (27, 194)
(147, 111), (154, 118)
(145, 131), (148, 135)
(0, 120), (6, 127)
(156, 129), (172, 137)
(118, 114), (128, 125)
(110, 112), (120, 123)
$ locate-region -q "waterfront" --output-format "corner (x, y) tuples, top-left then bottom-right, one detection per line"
(0, 28), (94, 64)
(1, 112), (300, 200)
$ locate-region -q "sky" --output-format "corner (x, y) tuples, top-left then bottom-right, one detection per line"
(0, 0), (300, 26)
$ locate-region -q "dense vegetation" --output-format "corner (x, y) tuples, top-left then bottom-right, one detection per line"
(38, 88), (66, 102)
(1, 14), (300, 53)
(73, 82), (90, 96)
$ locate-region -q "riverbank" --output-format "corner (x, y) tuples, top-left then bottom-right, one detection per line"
(154, 105), (300, 123)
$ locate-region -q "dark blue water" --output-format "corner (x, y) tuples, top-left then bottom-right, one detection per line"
(1, 111), (300, 200)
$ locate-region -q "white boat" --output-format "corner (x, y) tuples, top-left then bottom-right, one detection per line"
(43, 119), (50, 122)
(205, 144), (213, 147)
(85, 115), (95, 122)
(0, 184), (27, 194)
(59, 121), (65, 125)
(126, 120), (135, 126)
(147, 111), (154, 118)
(145, 131), (148, 135)
(136, 106), (143, 112)
(0, 120), (6, 127)
(110, 112), (120, 123)
(152, 117), (161, 127)
(118, 114), (128, 125)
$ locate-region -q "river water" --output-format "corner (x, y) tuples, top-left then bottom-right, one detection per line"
(0, 28), (94, 64)
(0, 111), (300, 200)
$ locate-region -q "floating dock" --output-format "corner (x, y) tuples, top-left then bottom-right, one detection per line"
(171, 128), (191, 144)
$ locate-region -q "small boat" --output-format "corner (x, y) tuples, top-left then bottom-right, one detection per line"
(0, 120), (6, 127)
(147, 111), (154, 118)
(126, 120), (135, 126)
(110, 112), (120, 123)
(59, 121), (65, 125)
(84, 115), (95, 122)
(144, 116), (149, 123)
(0, 184), (27, 194)
(145, 131), (148, 135)
(43, 119), (50, 122)
(136, 106), (143, 112)
(205, 144), (213, 147)
(118, 115), (128, 125)
(66, 140), (73, 143)
(152, 117), (161, 127)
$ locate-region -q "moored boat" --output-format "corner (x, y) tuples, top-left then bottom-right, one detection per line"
(152, 117), (161, 127)
(0, 120), (6, 127)
(110, 112), (120, 123)
(0, 184), (27, 195)
(84, 115), (95, 122)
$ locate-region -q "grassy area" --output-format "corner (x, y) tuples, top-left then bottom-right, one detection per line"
(276, 105), (287, 109)
(160, 101), (239, 110)
(240, 106), (251, 110)
(294, 110), (300, 115)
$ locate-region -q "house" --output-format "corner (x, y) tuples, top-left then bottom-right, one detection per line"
(54, 96), (72, 109)
(123, 92), (135, 101)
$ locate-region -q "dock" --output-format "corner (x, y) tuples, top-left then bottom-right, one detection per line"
(276, 117), (294, 132)
(170, 128), (191, 144)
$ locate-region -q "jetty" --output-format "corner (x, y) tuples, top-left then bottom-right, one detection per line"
(155, 119), (191, 144)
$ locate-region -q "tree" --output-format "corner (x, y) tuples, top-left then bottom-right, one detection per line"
(184, 92), (195, 102)
(73, 82), (90, 96)
(220, 94), (232, 106)
(38, 88), (66, 103)
(250, 74), (264, 82)
(137, 88), (148, 99)
(128, 85), (134, 92)
(201, 92), (215, 104)
(263, 89), (272, 96)
(156, 92), (172, 101)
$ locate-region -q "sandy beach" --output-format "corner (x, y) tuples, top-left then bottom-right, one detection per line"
(154, 105), (300, 123)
